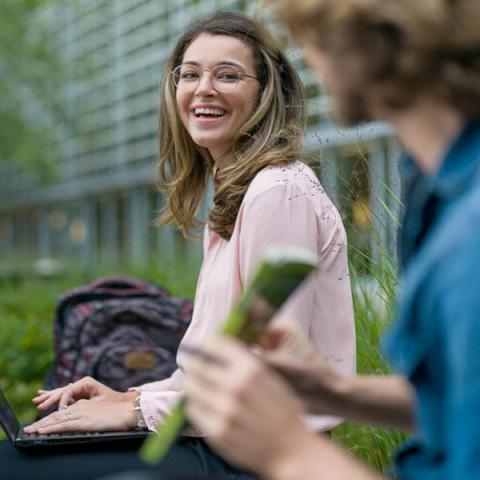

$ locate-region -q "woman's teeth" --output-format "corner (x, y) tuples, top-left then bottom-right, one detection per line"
(194, 107), (226, 117)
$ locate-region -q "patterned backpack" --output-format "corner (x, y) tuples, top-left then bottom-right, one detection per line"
(45, 276), (193, 392)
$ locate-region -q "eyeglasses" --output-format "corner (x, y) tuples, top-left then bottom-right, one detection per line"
(172, 63), (258, 92)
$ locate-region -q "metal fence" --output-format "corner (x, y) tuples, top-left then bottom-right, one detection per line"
(0, 0), (401, 270)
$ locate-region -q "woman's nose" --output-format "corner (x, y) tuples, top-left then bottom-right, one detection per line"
(194, 71), (216, 96)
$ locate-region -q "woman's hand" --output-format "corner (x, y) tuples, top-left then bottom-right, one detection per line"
(183, 337), (315, 476)
(33, 376), (128, 412)
(24, 394), (138, 434)
(25, 377), (139, 434)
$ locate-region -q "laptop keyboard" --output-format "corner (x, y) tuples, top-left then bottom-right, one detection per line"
(24, 431), (107, 442)
(25, 431), (103, 438)
(22, 429), (148, 445)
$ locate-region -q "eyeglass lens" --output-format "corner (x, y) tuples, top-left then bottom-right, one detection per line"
(173, 64), (244, 91)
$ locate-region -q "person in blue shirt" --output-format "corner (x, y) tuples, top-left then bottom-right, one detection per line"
(183, 1), (480, 479)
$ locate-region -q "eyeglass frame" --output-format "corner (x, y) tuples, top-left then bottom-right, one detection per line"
(171, 62), (259, 92)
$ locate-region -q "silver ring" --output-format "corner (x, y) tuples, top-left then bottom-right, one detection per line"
(64, 410), (72, 422)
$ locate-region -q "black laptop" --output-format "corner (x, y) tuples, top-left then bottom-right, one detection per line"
(0, 388), (151, 448)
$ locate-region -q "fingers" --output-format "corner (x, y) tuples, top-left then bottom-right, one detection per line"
(34, 419), (84, 435)
(185, 364), (229, 418)
(185, 337), (319, 415)
(184, 336), (309, 475)
(185, 366), (250, 441)
(24, 407), (80, 434)
(33, 387), (67, 411)
(184, 338), (262, 395)
(185, 392), (236, 439)
(25, 395), (137, 434)
(184, 338), (235, 364)
(33, 388), (59, 404)
(32, 377), (104, 412)
(185, 338), (273, 422)
(266, 354), (340, 414)
(185, 382), (221, 434)
(267, 354), (321, 390)
(184, 350), (227, 390)
(33, 383), (77, 411)
(267, 354), (306, 374)
(58, 383), (79, 410)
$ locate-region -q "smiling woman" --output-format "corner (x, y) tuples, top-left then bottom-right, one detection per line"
(174, 34), (260, 166)
(0, 11), (355, 480)
(156, 12), (307, 239)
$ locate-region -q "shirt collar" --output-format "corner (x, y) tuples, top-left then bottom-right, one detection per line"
(400, 118), (480, 198)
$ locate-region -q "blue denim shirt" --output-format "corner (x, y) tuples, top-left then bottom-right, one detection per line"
(384, 119), (480, 479)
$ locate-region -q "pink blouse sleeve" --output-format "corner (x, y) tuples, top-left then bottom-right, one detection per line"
(136, 370), (184, 431)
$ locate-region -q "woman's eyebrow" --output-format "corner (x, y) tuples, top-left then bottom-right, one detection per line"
(181, 60), (244, 68)
(215, 60), (243, 67)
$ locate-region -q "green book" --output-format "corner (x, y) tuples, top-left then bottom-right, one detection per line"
(140, 245), (319, 464)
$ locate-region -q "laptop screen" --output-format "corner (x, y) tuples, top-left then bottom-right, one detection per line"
(0, 390), (20, 443)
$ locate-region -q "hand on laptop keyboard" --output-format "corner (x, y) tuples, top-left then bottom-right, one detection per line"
(25, 377), (139, 435)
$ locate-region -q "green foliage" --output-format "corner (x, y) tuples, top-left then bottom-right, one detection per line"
(0, 0), (76, 181)
(0, 258), (405, 472)
(0, 258), (201, 442)
(332, 254), (407, 473)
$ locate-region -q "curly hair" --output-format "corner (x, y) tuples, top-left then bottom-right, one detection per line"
(156, 11), (305, 240)
(275, 0), (480, 119)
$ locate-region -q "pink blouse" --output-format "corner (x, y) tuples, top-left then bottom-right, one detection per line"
(138, 161), (356, 432)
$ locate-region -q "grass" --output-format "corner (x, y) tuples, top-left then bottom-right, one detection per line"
(0, 252), (406, 473)
(331, 252), (407, 472)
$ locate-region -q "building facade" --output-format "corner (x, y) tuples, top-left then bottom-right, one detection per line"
(0, 0), (401, 270)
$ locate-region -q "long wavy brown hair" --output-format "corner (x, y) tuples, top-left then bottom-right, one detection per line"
(155, 11), (305, 240)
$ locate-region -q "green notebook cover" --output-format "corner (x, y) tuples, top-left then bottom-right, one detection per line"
(140, 245), (319, 464)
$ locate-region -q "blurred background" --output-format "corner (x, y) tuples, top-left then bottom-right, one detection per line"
(0, 0), (401, 275)
(0, 0), (405, 468)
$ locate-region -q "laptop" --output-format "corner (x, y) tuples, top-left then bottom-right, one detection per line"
(0, 388), (151, 448)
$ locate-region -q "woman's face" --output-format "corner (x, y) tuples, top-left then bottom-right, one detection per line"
(175, 33), (260, 163)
